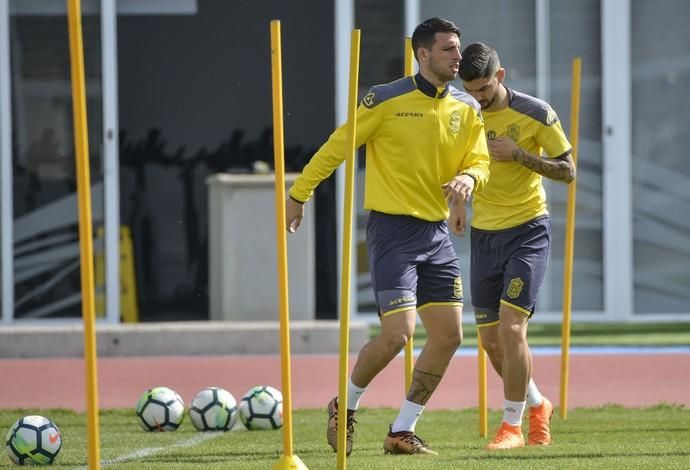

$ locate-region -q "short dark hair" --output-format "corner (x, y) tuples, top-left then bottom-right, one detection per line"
(411, 17), (461, 61)
(458, 42), (501, 81)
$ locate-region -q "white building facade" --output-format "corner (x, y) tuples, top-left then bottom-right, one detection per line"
(1, 0), (689, 323)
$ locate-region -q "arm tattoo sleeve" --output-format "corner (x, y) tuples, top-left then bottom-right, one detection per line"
(512, 148), (575, 183)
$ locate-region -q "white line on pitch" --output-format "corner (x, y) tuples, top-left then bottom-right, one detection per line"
(72, 432), (225, 469)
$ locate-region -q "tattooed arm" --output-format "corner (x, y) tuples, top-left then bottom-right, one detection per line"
(511, 147), (575, 183)
(488, 136), (576, 183)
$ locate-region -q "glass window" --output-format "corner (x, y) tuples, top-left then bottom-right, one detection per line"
(421, 0), (536, 93)
(631, 0), (690, 313)
(355, 0), (405, 313)
(117, 1), (335, 320)
(545, 0), (603, 311)
(10, 0), (104, 319)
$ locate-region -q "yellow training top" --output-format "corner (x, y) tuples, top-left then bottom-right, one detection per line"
(289, 73), (490, 222)
(472, 87), (572, 230)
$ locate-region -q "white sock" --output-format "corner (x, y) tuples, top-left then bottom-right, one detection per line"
(502, 399), (526, 426)
(526, 378), (544, 408)
(346, 378), (366, 411)
(391, 400), (425, 433)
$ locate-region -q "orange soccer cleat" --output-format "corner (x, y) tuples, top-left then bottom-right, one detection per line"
(486, 422), (525, 450)
(528, 397), (553, 445)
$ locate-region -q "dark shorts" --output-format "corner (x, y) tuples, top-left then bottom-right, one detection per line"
(470, 216), (551, 326)
(367, 211), (463, 317)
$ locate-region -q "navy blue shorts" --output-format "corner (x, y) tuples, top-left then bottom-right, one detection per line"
(366, 211), (463, 317)
(470, 216), (551, 325)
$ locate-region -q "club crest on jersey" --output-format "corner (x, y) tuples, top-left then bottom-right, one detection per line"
(506, 124), (520, 143)
(449, 111), (460, 134)
(507, 277), (524, 299)
(487, 130), (497, 141)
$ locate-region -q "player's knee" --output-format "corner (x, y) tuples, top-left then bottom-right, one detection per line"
(379, 330), (411, 353)
(451, 328), (463, 348)
(441, 329), (463, 350)
(481, 336), (503, 359)
(499, 322), (526, 347)
(429, 328), (463, 351)
(386, 335), (410, 354)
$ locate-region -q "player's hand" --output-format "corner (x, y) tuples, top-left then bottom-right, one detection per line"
(286, 197), (304, 233)
(442, 173), (475, 204)
(488, 136), (519, 162)
(448, 201), (467, 236)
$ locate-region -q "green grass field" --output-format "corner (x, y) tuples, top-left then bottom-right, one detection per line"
(2, 405), (689, 469)
(372, 322), (690, 348)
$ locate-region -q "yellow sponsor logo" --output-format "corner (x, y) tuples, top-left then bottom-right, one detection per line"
(507, 277), (524, 299)
(388, 295), (415, 306)
(362, 92), (375, 108)
(475, 312), (488, 320)
(546, 107), (559, 125)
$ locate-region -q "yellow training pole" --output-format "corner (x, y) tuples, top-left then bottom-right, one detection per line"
(403, 37), (414, 393)
(66, 0), (100, 467)
(270, 20), (308, 470)
(336, 29), (360, 470)
(477, 331), (488, 437)
(560, 57), (581, 420)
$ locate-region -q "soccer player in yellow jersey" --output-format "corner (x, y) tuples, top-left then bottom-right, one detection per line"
(286, 18), (490, 456)
(459, 42), (575, 450)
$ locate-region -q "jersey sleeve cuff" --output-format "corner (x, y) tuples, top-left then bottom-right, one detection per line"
(459, 172), (477, 185)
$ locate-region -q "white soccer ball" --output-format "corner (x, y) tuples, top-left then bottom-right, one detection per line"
(5, 415), (62, 465)
(188, 387), (238, 431)
(239, 385), (283, 430)
(135, 386), (185, 431)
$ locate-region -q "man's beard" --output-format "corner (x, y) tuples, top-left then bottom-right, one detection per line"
(430, 61), (457, 83)
(480, 90), (499, 110)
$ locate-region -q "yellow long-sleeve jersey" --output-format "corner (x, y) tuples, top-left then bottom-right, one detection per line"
(289, 73), (490, 222)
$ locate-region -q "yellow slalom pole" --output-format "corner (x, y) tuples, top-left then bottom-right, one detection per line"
(336, 29), (360, 470)
(560, 57), (581, 420)
(477, 331), (488, 437)
(403, 37), (414, 393)
(66, 0), (100, 468)
(270, 20), (308, 470)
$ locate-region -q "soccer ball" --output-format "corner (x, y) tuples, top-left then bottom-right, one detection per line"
(5, 415), (62, 465)
(239, 385), (283, 430)
(135, 386), (185, 432)
(188, 387), (238, 431)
